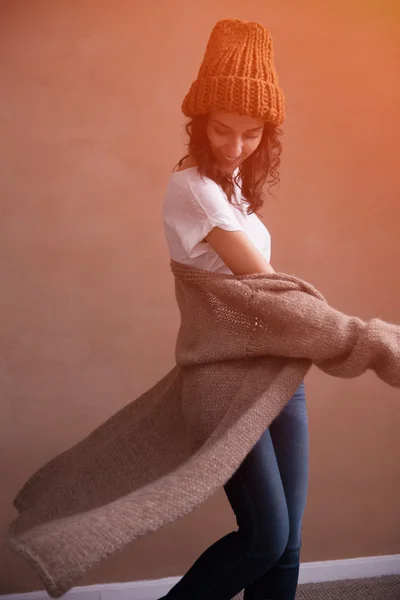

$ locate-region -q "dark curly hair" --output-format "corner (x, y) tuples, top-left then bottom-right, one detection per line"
(173, 114), (283, 216)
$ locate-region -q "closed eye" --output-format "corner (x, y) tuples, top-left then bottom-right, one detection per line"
(214, 129), (261, 139)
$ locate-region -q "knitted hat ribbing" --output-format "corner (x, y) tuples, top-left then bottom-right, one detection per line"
(182, 19), (285, 126)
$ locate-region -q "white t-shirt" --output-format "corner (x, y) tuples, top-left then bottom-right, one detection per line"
(162, 166), (271, 274)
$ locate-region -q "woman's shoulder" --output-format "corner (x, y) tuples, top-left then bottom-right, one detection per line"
(174, 156), (198, 172)
(164, 159), (230, 216)
(170, 158), (221, 190)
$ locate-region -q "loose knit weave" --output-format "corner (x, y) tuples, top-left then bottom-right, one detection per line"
(182, 19), (285, 125)
(6, 261), (400, 598)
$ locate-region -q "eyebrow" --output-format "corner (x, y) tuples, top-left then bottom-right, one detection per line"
(212, 119), (264, 133)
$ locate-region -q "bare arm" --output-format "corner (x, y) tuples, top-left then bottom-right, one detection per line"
(205, 227), (275, 275)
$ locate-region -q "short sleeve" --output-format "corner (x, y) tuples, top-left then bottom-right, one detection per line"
(163, 170), (245, 259)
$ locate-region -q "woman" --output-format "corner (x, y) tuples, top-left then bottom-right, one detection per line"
(5, 18), (400, 600)
(161, 18), (305, 600)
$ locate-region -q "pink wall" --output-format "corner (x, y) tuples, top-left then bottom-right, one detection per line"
(0, 0), (399, 593)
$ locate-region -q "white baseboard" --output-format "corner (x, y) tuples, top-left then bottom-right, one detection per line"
(2, 554), (400, 600)
(298, 553), (400, 583)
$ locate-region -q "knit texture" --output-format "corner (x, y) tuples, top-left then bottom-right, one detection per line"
(6, 260), (400, 598)
(182, 19), (285, 125)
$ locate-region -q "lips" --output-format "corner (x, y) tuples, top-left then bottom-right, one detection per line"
(219, 152), (242, 164)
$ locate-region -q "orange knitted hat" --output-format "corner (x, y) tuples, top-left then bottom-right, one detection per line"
(182, 19), (285, 125)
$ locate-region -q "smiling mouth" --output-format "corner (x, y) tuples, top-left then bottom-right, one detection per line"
(219, 153), (242, 164)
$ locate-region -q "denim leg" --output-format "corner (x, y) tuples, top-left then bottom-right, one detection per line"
(160, 388), (299, 600)
(244, 381), (309, 600)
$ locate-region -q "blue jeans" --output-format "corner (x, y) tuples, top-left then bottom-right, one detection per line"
(160, 381), (308, 600)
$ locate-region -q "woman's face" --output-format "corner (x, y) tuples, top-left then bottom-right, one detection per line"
(206, 112), (264, 173)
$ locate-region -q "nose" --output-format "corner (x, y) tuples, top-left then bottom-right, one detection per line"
(226, 136), (243, 157)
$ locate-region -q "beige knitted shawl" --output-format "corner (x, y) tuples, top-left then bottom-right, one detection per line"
(6, 260), (400, 598)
